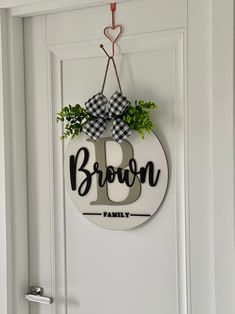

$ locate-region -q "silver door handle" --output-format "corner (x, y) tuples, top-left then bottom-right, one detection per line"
(25, 286), (53, 304)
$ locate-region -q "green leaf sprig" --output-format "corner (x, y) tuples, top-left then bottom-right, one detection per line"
(57, 104), (91, 139)
(121, 100), (157, 139)
(57, 100), (157, 140)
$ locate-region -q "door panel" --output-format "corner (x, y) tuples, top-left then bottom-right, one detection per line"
(24, 2), (189, 314)
(62, 32), (185, 314)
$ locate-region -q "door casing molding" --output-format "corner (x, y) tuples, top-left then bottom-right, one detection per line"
(0, 1), (234, 314)
(0, 11), (28, 314)
(0, 0), (130, 16)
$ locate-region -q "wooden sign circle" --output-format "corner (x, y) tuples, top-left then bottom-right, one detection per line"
(64, 129), (168, 230)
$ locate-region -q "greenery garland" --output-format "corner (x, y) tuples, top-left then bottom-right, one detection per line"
(57, 100), (157, 140)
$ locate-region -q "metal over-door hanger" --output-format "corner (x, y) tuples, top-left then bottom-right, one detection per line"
(99, 2), (124, 95)
(101, 3), (123, 58)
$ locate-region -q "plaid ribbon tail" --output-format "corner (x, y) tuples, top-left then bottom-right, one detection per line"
(111, 118), (133, 143)
(83, 118), (106, 141)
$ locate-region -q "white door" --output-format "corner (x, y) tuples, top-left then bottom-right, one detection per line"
(20, 1), (233, 314)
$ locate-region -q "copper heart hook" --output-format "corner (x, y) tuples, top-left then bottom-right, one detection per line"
(100, 2), (123, 58)
(104, 25), (122, 45)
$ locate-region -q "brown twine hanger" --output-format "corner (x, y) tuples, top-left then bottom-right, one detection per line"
(101, 57), (122, 94)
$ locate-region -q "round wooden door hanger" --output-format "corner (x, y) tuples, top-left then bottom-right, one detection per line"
(64, 128), (168, 230)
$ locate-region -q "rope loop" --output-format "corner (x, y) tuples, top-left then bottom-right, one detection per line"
(101, 57), (122, 94)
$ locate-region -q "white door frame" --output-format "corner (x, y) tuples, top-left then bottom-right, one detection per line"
(0, 1), (234, 314)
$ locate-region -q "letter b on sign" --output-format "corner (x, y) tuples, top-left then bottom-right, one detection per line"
(87, 137), (141, 206)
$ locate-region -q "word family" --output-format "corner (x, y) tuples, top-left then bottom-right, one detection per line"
(103, 212), (130, 218)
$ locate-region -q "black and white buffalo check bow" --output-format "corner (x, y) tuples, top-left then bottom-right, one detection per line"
(83, 91), (132, 143)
